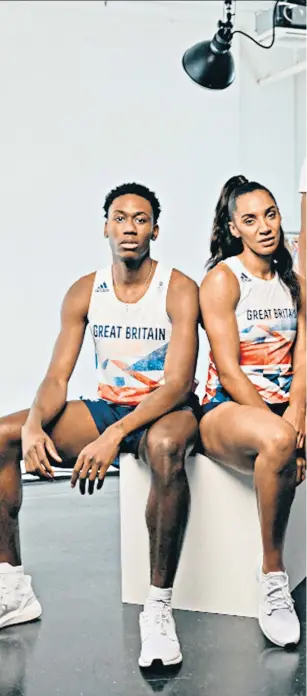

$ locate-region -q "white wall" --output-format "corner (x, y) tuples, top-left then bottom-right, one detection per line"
(0, 0), (241, 410)
(239, 40), (306, 233)
(0, 0), (304, 414)
(294, 70), (307, 191)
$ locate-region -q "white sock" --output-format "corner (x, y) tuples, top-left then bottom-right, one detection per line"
(0, 562), (23, 574)
(145, 585), (173, 610)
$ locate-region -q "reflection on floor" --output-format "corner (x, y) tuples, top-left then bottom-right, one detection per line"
(0, 478), (305, 696)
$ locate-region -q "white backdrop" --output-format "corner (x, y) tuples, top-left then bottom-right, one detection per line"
(0, 0), (305, 415)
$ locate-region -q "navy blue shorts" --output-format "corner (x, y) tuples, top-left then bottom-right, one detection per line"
(81, 393), (201, 468)
(201, 400), (289, 418)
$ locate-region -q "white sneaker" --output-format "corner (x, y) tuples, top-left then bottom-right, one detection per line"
(139, 602), (182, 668)
(0, 564), (42, 630)
(258, 568), (300, 648)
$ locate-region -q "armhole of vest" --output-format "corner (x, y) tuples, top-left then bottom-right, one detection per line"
(155, 264), (173, 299)
(87, 270), (99, 323)
(219, 259), (242, 304)
(220, 257), (240, 275)
(165, 268), (176, 323)
(166, 267), (173, 294)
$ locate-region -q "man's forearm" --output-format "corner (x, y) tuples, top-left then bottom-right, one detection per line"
(220, 369), (270, 410)
(114, 382), (192, 438)
(25, 377), (68, 430)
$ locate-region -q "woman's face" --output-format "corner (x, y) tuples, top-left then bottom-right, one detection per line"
(229, 189), (281, 257)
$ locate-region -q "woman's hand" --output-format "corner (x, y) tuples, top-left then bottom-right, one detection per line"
(283, 403), (306, 450)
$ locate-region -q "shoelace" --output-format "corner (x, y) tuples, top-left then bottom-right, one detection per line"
(142, 606), (172, 637)
(264, 577), (294, 612)
(154, 610), (171, 636)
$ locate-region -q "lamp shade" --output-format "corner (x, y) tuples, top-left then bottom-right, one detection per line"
(182, 39), (235, 90)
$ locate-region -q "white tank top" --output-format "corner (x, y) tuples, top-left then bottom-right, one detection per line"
(203, 256), (297, 406)
(87, 263), (173, 406)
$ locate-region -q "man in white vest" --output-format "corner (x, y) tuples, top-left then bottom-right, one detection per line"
(0, 182), (200, 668)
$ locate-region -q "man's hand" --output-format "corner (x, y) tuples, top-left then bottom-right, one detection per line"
(283, 403), (306, 450)
(71, 425), (123, 495)
(21, 426), (63, 480)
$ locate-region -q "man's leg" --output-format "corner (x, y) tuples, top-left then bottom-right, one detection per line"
(0, 401), (100, 628)
(139, 410), (197, 589)
(137, 409), (198, 667)
(199, 402), (300, 648)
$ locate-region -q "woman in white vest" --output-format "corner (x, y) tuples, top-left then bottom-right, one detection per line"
(199, 176), (305, 649)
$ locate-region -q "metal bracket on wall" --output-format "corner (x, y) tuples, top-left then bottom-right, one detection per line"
(257, 59), (306, 85)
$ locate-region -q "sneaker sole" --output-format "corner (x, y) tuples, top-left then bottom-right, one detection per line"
(0, 600), (42, 630)
(138, 652), (183, 668)
(259, 617), (300, 648)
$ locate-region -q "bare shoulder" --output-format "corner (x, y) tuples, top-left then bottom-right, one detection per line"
(167, 268), (199, 320)
(62, 271), (97, 318)
(168, 268), (199, 296)
(200, 263), (239, 302)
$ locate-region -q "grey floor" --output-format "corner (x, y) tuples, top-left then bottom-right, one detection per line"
(0, 478), (305, 696)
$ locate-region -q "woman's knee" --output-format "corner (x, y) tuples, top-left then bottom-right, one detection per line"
(259, 421), (297, 473)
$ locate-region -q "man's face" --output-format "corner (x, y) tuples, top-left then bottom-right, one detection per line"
(104, 194), (159, 261)
(229, 189), (281, 257)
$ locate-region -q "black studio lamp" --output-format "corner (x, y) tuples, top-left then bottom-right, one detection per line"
(182, 1), (235, 90)
(182, 0), (306, 90)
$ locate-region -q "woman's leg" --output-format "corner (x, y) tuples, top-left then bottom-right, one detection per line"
(200, 402), (300, 647)
(200, 402), (297, 572)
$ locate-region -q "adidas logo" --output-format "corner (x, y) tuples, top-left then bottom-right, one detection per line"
(95, 282), (109, 293)
(240, 273), (251, 282)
